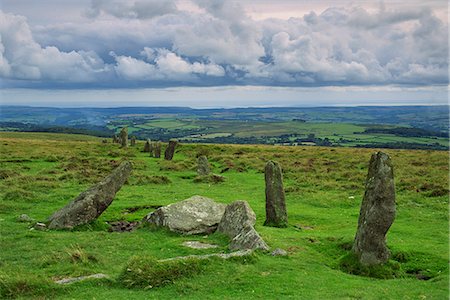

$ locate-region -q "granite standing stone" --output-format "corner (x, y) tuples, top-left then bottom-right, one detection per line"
(149, 142), (154, 157)
(264, 161), (288, 228)
(154, 141), (161, 158)
(197, 156), (211, 175)
(164, 139), (178, 160)
(130, 136), (136, 146)
(47, 161), (132, 229)
(352, 152), (396, 266)
(119, 127), (128, 148)
(143, 139), (151, 152)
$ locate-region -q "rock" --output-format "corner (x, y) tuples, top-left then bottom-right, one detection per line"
(119, 127), (128, 148)
(217, 200), (268, 251)
(164, 139), (178, 160)
(112, 135), (119, 143)
(130, 136), (136, 146)
(271, 248), (288, 256)
(182, 241), (219, 249)
(33, 222), (47, 231)
(149, 142), (154, 157)
(143, 195), (226, 235)
(217, 200), (256, 238)
(154, 141), (161, 158)
(230, 224), (269, 251)
(264, 161), (288, 228)
(17, 214), (34, 223)
(143, 139), (151, 152)
(47, 161), (132, 229)
(197, 156), (211, 175)
(102, 139), (108, 144)
(352, 152), (396, 266)
(55, 273), (108, 285)
(160, 249), (253, 262)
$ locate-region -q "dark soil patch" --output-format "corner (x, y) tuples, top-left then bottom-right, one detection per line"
(123, 205), (162, 213)
(108, 221), (140, 232)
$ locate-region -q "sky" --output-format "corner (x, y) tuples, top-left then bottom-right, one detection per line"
(0, 0), (448, 107)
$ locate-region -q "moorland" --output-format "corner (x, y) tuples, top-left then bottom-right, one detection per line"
(0, 131), (448, 299)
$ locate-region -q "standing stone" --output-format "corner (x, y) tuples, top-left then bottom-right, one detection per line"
(149, 142), (154, 157)
(154, 141), (161, 158)
(197, 156), (211, 175)
(119, 127), (128, 148)
(112, 135), (119, 143)
(264, 161), (288, 228)
(143, 139), (151, 152)
(164, 139), (178, 160)
(130, 136), (136, 146)
(352, 152), (396, 266)
(217, 200), (269, 251)
(47, 161), (132, 229)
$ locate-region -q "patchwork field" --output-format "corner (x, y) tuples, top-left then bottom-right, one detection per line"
(0, 132), (448, 299)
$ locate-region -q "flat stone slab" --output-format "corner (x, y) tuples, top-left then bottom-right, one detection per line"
(160, 250), (253, 262)
(55, 273), (108, 284)
(182, 241), (219, 249)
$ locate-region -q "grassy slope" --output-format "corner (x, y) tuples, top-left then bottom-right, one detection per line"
(0, 132), (448, 299)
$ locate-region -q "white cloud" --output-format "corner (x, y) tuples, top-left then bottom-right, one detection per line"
(0, 1), (448, 88)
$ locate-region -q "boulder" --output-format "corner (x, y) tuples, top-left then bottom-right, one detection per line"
(197, 156), (211, 175)
(143, 195), (226, 235)
(217, 200), (268, 251)
(217, 200), (256, 238)
(164, 139), (178, 160)
(47, 161), (132, 229)
(264, 160), (288, 227)
(352, 152), (396, 266)
(230, 224), (269, 251)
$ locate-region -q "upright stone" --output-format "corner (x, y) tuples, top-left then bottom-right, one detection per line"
(119, 127), (128, 148)
(130, 136), (136, 146)
(197, 156), (211, 175)
(112, 135), (119, 143)
(47, 161), (132, 229)
(154, 141), (161, 158)
(264, 161), (288, 228)
(149, 142), (154, 157)
(164, 139), (178, 160)
(352, 152), (396, 266)
(143, 139), (151, 152)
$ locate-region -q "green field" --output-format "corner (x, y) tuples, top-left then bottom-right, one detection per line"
(0, 132), (448, 299)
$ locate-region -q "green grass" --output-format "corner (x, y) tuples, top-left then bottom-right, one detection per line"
(0, 132), (448, 299)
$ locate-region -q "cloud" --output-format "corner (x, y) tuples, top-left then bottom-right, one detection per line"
(85, 0), (177, 19)
(0, 1), (448, 88)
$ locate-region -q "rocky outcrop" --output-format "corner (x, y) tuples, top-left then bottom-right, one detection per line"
(143, 195), (226, 235)
(352, 152), (396, 266)
(217, 200), (268, 251)
(47, 161), (132, 229)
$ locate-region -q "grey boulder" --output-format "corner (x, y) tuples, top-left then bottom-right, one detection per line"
(143, 195), (226, 235)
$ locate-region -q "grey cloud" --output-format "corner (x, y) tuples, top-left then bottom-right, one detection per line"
(85, 0), (177, 19)
(0, 1), (448, 88)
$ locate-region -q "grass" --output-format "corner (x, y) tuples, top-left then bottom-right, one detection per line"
(0, 132), (448, 299)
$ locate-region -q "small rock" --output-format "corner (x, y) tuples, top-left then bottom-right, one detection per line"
(33, 222), (47, 231)
(182, 241), (219, 249)
(230, 224), (269, 251)
(17, 214), (34, 223)
(55, 273), (108, 285)
(271, 248), (288, 256)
